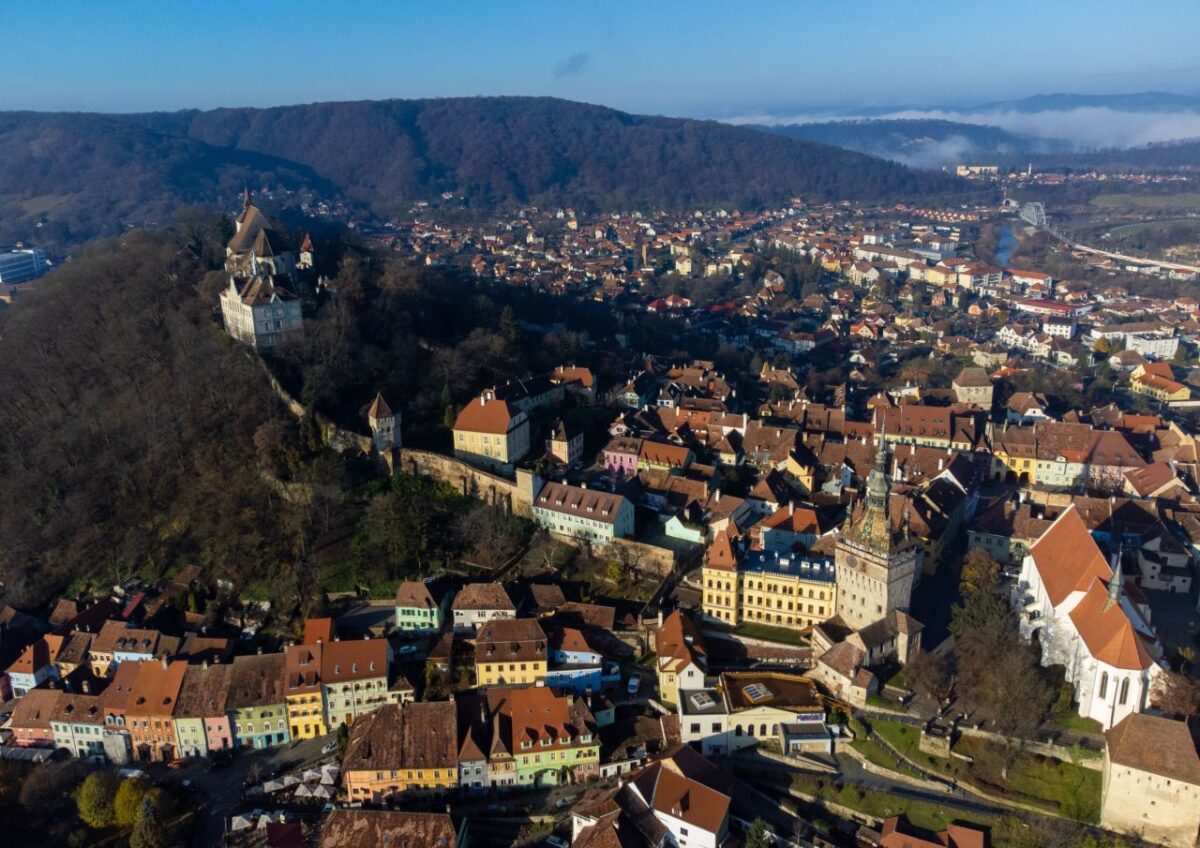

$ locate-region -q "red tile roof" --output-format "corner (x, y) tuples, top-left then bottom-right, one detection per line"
(1029, 506), (1111, 607)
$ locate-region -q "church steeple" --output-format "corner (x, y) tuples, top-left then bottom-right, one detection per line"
(1106, 541), (1124, 609)
(242, 186), (252, 211)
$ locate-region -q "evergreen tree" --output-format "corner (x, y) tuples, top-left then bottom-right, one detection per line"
(745, 818), (772, 848)
(128, 799), (166, 848)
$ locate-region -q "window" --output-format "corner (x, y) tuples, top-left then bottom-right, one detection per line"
(1099, 671), (1108, 700)
(1119, 678), (1130, 706)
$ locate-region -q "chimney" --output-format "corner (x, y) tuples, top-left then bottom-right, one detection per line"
(256, 646), (263, 655)
(657, 610), (663, 627)
(161, 657), (169, 670)
(81, 680), (91, 695)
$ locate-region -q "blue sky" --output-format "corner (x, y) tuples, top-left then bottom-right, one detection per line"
(3, 0), (1199, 116)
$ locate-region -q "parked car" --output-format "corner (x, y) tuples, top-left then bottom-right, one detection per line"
(626, 675), (641, 697)
(546, 837), (569, 848)
(321, 740), (338, 755)
(397, 644), (418, 655)
(167, 758), (188, 770)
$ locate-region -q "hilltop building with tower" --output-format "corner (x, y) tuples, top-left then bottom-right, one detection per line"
(218, 190), (307, 350)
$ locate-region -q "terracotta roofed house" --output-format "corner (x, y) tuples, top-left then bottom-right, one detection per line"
(655, 611), (707, 707)
(395, 580), (444, 633)
(474, 618), (547, 686)
(342, 701), (459, 803)
(283, 642), (325, 740)
(451, 582), (516, 633)
(125, 658), (187, 762)
(321, 637), (390, 729)
(452, 389), (531, 470)
(875, 814), (986, 848)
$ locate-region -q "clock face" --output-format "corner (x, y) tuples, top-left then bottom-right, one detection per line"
(847, 555), (858, 569)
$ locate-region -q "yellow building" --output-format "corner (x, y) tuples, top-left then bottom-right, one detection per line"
(655, 610), (708, 707)
(1131, 372), (1190, 402)
(342, 703), (458, 803)
(283, 643), (327, 739)
(474, 619), (547, 687)
(452, 389), (531, 470)
(989, 423), (1038, 484)
(700, 532), (836, 630)
(701, 532), (741, 626)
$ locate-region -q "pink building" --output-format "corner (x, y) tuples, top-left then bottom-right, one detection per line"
(602, 436), (641, 478)
(205, 715), (234, 752)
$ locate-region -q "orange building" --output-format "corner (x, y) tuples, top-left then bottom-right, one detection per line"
(126, 659), (187, 762)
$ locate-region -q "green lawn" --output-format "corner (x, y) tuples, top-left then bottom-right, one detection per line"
(850, 736), (923, 779)
(732, 621), (810, 646)
(869, 719), (967, 778)
(789, 773), (970, 833)
(866, 717), (1101, 822)
(1045, 710), (1104, 736)
(954, 737), (1101, 822)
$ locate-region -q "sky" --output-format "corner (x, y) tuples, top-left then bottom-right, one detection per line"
(3, 0), (1200, 117)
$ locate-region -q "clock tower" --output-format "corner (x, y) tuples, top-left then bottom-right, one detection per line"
(834, 431), (920, 630)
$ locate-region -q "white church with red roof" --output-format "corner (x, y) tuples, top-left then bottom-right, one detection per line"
(1013, 505), (1164, 729)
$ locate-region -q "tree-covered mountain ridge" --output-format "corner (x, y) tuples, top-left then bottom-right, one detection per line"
(0, 96), (966, 246)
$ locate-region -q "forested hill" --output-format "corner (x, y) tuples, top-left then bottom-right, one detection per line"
(1026, 138), (1200, 171)
(0, 112), (331, 248)
(0, 227), (302, 609)
(0, 96), (965, 246)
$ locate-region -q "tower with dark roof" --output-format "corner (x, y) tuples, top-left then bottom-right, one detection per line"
(366, 392), (400, 453)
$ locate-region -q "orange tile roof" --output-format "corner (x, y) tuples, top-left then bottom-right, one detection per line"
(1068, 580), (1155, 670)
(656, 611), (706, 672)
(704, 531), (739, 571)
(454, 393), (520, 435)
(126, 659), (188, 718)
(304, 618), (336, 645)
(762, 504), (821, 535)
(1029, 506), (1111, 607)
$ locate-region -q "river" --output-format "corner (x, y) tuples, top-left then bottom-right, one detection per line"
(995, 225), (1017, 267)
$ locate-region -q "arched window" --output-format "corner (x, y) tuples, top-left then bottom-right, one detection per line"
(1119, 678), (1130, 706)
(760, 723), (768, 737)
(734, 726), (743, 737)
(1098, 671), (1108, 700)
